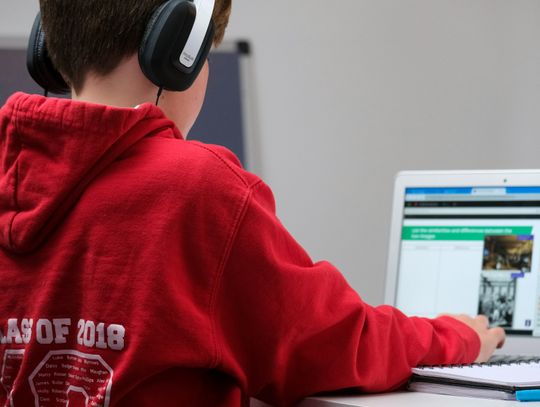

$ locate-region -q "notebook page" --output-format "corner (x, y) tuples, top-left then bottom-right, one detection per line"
(412, 362), (540, 387)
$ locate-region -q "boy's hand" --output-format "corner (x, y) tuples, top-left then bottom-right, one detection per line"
(447, 314), (506, 363)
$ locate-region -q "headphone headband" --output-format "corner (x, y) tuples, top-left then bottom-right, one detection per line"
(181, 0), (215, 68)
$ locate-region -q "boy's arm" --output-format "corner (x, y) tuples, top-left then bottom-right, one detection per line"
(213, 181), (481, 406)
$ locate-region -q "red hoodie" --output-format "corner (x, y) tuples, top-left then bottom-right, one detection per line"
(0, 93), (479, 407)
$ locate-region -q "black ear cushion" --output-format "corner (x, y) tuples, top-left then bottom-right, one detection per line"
(26, 13), (70, 94)
(140, 1), (177, 57)
(139, 0), (214, 92)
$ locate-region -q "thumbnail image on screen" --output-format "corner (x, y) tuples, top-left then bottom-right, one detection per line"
(479, 234), (534, 328)
(482, 235), (533, 273)
(478, 274), (516, 328)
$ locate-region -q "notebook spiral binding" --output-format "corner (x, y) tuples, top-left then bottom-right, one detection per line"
(416, 356), (540, 370)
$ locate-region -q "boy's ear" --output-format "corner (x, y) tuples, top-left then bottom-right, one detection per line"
(26, 13), (71, 95)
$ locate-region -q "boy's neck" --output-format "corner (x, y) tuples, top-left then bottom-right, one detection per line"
(72, 55), (157, 108)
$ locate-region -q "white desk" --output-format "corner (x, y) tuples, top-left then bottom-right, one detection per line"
(251, 392), (540, 406)
(297, 392), (540, 406)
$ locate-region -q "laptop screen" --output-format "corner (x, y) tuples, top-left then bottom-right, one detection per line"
(395, 186), (540, 336)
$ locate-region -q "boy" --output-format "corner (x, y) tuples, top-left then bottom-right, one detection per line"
(0, 0), (504, 406)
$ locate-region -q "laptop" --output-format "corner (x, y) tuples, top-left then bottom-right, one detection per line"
(385, 170), (540, 357)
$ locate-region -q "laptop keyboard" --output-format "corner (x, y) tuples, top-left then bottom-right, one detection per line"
(487, 354), (540, 364)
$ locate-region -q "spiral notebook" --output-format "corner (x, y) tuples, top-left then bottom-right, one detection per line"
(409, 357), (540, 401)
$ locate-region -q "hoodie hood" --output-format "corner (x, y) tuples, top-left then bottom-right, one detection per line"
(0, 92), (181, 254)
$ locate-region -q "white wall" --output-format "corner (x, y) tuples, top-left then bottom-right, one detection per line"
(226, 0), (540, 305)
(3, 1), (540, 305)
(0, 1), (37, 39)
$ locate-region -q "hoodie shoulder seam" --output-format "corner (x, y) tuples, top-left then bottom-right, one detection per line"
(208, 180), (263, 369)
(188, 143), (253, 188)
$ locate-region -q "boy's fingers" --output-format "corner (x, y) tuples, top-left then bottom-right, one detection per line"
(491, 327), (506, 348)
(475, 315), (489, 328)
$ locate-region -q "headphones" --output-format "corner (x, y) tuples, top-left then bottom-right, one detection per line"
(26, 0), (216, 95)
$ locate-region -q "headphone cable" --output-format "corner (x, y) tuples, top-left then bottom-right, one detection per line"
(155, 87), (164, 106)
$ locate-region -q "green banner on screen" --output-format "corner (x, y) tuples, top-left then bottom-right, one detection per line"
(402, 226), (533, 241)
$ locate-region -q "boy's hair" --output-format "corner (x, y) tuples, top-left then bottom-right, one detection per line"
(39, 0), (232, 92)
